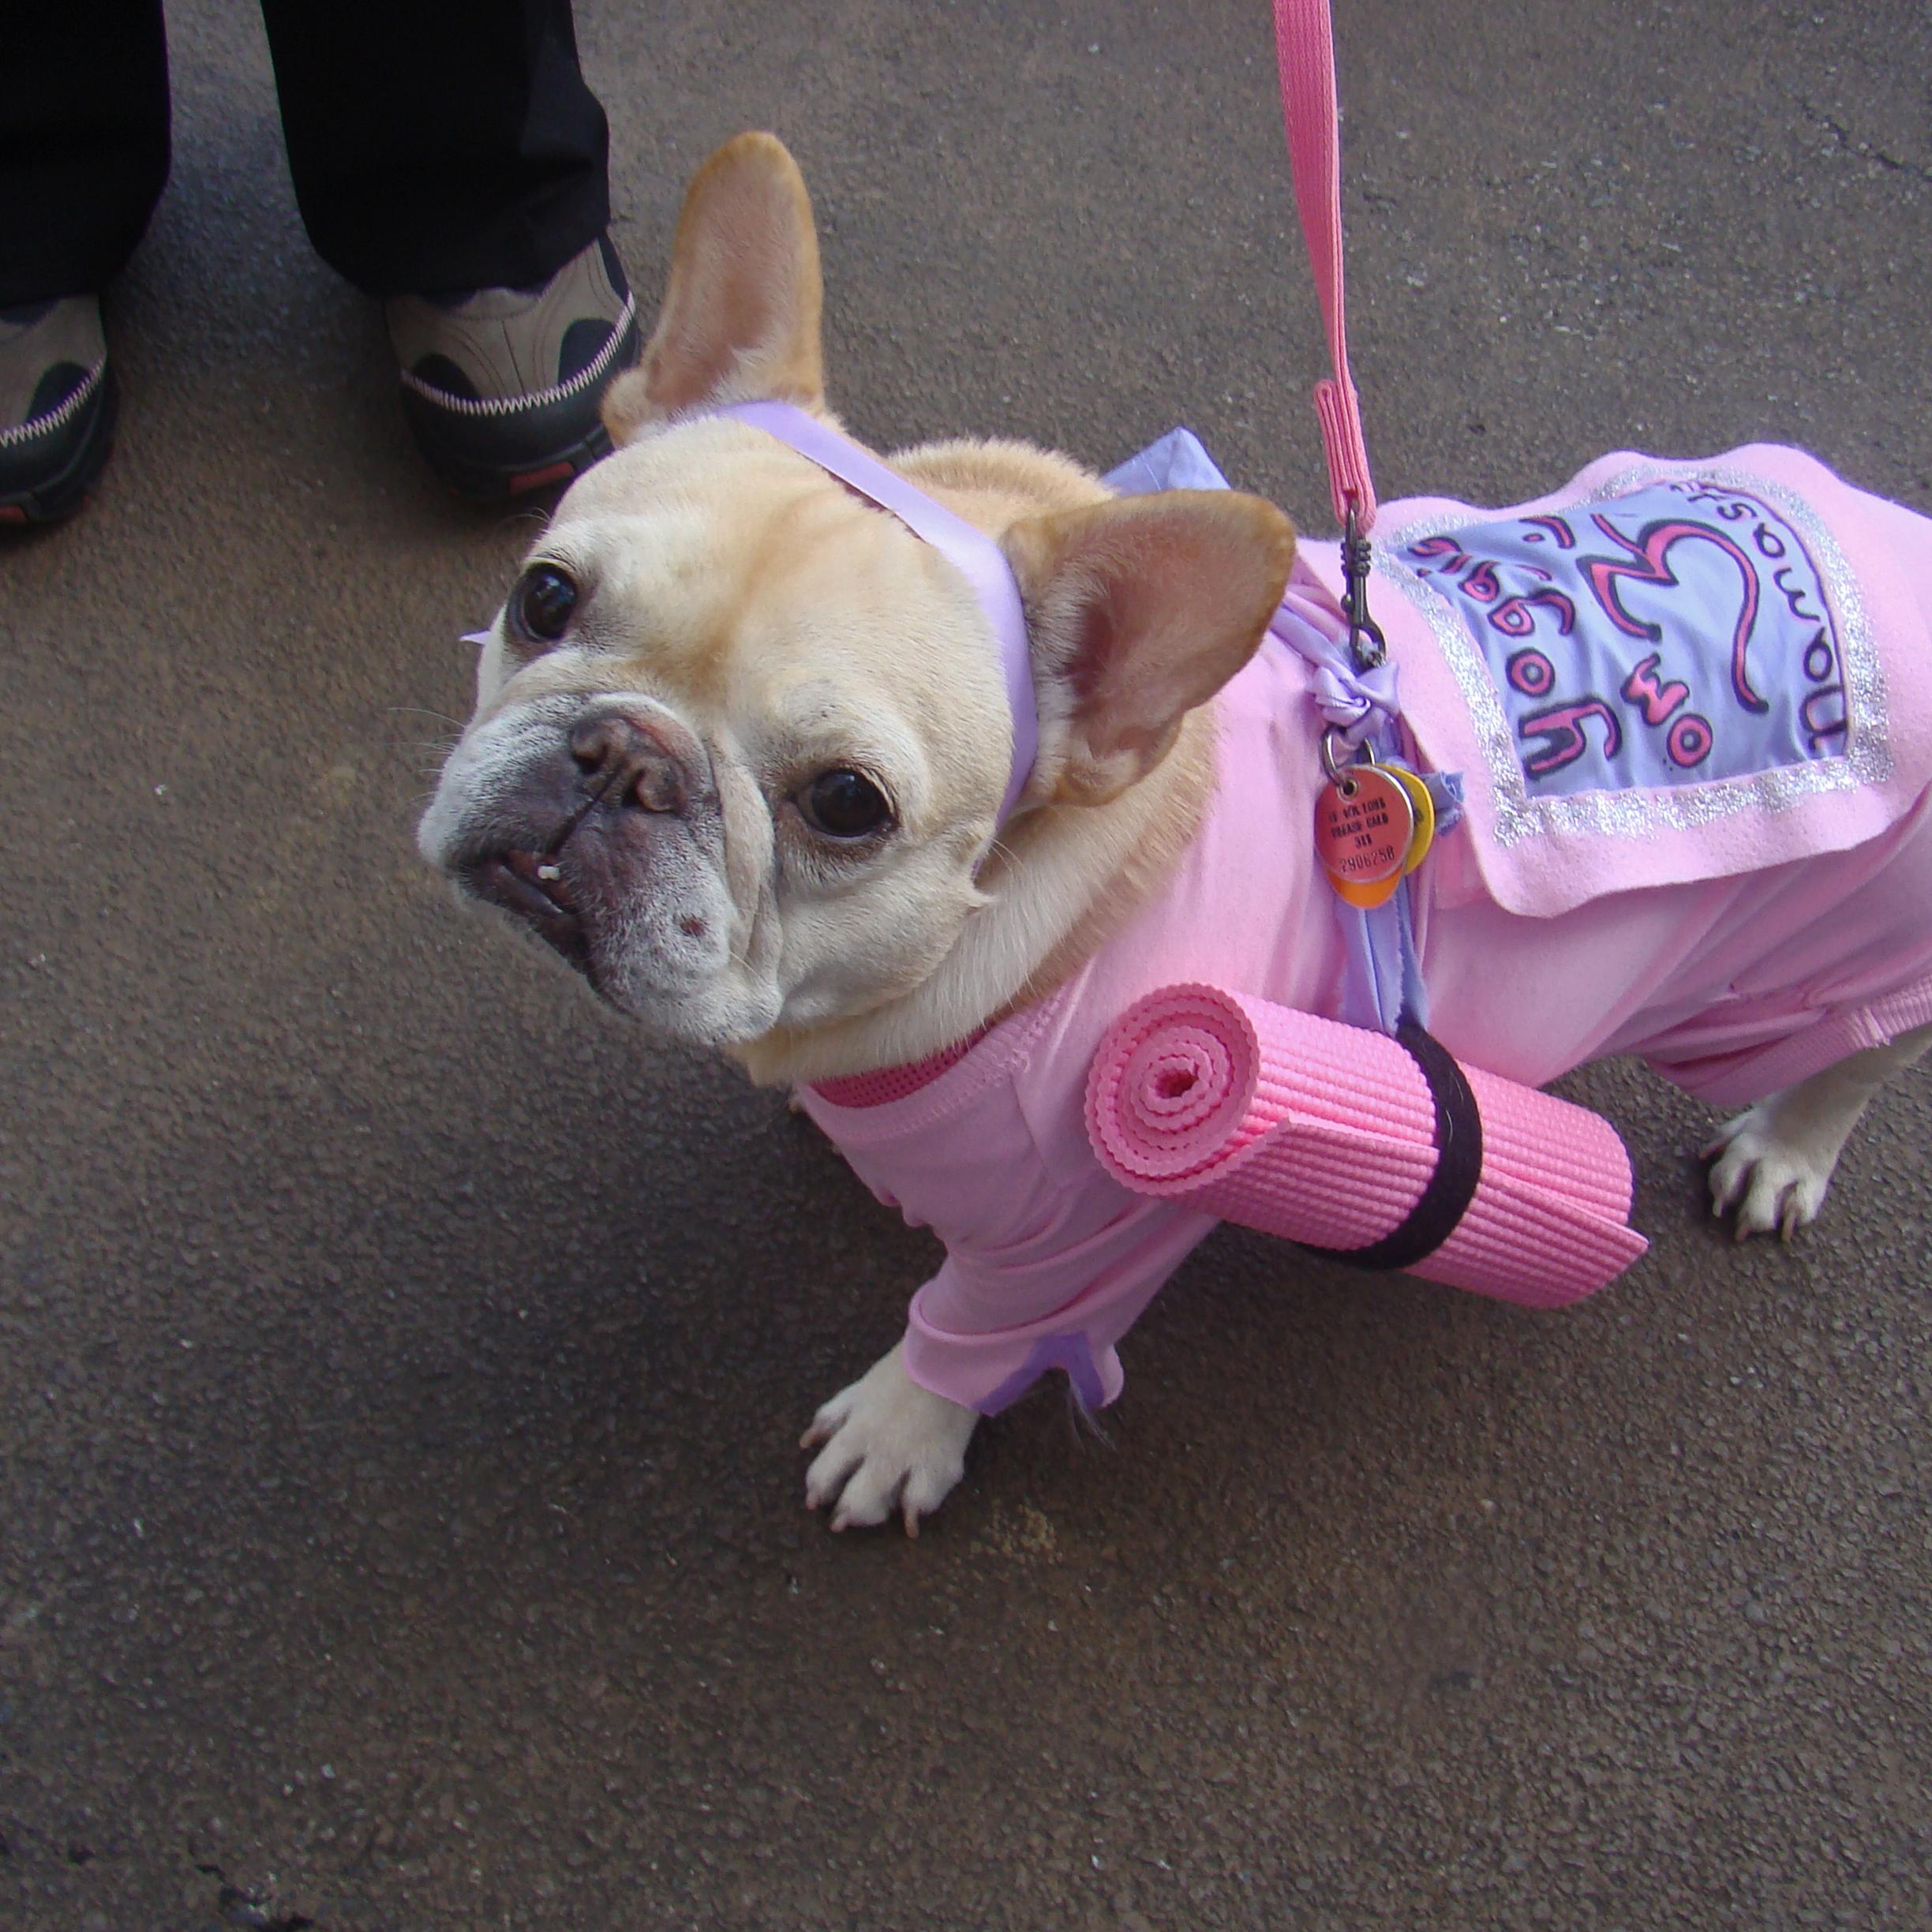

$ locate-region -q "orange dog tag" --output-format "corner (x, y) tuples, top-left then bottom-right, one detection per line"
(1314, 762), (1413, 890)
(1327, 867), (1403, 908)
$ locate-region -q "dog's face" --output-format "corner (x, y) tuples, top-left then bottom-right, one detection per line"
(417, 415), (1013, 1044)
(419, 134), (1294, 1069)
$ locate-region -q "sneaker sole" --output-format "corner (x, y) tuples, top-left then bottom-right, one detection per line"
(414, 412), (620, 504)
(0, 366), (119, 527)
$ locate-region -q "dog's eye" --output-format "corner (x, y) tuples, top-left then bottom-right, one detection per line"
(511, 563), (579, 644)
(798, 769), (892, 840)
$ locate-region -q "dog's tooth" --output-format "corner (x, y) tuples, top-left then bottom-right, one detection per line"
(536, 863), (561, 881)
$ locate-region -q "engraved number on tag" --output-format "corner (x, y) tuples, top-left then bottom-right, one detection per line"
(1313, 763), (1413, 886)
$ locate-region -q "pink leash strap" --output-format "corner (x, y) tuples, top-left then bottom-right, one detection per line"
(1272, 0), (1378, 533)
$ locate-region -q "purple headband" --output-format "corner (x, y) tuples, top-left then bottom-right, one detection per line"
(713, 400), (1039, 825)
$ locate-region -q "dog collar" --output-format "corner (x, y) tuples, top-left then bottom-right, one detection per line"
(712, 399), (1038, 825)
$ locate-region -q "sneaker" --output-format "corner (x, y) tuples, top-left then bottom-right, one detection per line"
(0, 296), (117, 526)
(386, 234), (640, 501)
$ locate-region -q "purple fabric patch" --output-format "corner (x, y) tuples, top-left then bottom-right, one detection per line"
(1403, 477), (1846, 797)
(979, 1333), (1110, 1415)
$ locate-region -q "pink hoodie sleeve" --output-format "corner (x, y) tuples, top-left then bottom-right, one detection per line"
(903, 1199), (1218, 1413)
(801, 1039), (1218, 1414)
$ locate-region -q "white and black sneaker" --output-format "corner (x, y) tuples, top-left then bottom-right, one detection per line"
(0, 296), (116, 526)
(386, 234), (640, 501)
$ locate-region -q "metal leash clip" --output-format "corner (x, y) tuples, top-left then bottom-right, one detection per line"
(1340, 500), (1387, 674)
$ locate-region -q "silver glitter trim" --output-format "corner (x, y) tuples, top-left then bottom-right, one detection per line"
(1372, 459), (1893, 848)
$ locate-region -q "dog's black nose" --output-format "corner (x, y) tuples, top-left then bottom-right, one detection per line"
(570, 713), (688, 814)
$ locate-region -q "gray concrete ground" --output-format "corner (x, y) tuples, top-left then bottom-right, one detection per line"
(4, 2), (1930, 1927)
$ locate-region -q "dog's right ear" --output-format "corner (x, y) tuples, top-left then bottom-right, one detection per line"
(1004, 490), (1297, 810)
(601, 132), (826, 444)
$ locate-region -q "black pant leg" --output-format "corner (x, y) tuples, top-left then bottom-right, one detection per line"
(0, 0), (171, 306)
(257, 0), (611, 298)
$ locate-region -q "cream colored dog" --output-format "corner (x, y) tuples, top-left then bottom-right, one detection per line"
(419, 134), (1930, 1533)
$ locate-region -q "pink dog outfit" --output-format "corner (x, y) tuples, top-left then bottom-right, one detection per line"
(795, 434), (1932, 1415)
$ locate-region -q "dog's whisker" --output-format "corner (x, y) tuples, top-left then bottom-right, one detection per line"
(1067, 1392), (1114, 1451)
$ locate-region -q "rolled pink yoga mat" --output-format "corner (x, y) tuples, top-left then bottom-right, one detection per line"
(1085, 984), (1647, 1307)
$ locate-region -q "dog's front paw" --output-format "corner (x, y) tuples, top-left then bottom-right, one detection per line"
(1702, 1106), (1836, 1241)
(799, 1344), (978, 1536)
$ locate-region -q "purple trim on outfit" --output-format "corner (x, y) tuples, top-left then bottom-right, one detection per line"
(979, 1333), (1110, 1415)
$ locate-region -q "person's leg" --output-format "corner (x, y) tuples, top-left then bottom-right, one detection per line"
(259, 0), (635, 498)
(0, 0), (171, 306)
(0, 0), (168, 523)
(258, 0), (608, 298)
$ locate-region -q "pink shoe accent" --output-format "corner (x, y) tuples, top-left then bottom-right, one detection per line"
(507, 459), (575, 494)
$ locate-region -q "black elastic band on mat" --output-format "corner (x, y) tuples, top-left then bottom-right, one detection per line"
(1300, 1018), (1484, 1272)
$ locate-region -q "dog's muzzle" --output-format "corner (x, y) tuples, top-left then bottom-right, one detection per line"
(455, 703), (721, 988)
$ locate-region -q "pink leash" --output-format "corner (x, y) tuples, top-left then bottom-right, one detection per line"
(1273, 0), (1378, 534)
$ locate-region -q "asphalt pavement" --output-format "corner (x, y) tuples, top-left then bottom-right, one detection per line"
(3, 2), (1930, 1927)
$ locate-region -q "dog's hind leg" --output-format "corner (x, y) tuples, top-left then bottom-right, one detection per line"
(1703, 1021), (1932, 1240)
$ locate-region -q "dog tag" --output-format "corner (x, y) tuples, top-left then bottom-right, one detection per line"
(1387, 763), (1436, 875)
(1314, 761), (1413, 890)
(1327, 866), (1403, 909)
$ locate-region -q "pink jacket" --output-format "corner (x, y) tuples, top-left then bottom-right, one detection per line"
(799, 444), (1932, 1415)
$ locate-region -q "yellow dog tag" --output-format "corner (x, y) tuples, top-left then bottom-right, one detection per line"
(1387, 763), (1436, 874)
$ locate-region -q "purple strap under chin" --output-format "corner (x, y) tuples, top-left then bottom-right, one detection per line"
(713, 399), (1039, 825)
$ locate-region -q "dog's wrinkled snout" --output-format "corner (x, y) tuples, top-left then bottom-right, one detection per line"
(570, 712), (691, 814)
(445, 699), (724, 994)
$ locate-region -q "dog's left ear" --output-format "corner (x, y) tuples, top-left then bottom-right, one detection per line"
(601, 131), (826, 444)
(1003, 490), (1297, 808)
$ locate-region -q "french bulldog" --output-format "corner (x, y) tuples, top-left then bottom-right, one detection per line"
(419, 133), (1932, 1533)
